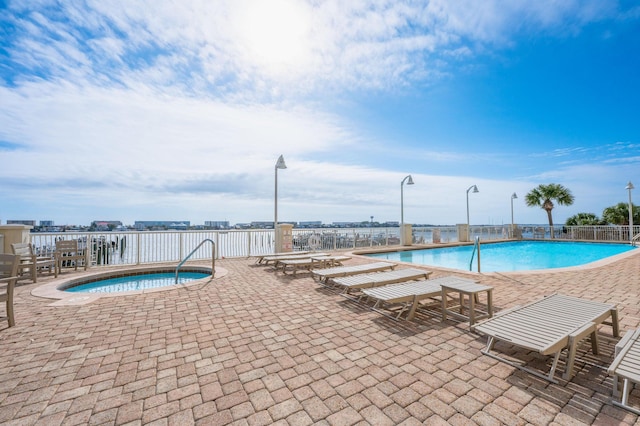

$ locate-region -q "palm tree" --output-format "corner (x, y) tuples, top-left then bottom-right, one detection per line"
(565, 212), (602, 226)
(525, 184), (575, 234)
(602, 202), (640, 225)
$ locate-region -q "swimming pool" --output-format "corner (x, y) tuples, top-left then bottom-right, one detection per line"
(62, 268), (211, 293)
(364, 241), (637, 272)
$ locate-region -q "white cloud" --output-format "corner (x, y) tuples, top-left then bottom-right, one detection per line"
(1, 0), (637, 226)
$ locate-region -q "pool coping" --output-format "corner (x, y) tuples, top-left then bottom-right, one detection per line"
(31, 264), (229, 306)
(350, 240), (640, 275)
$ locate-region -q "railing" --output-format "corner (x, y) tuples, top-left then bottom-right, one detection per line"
(175, 239), (216, 283)
(469, 236), (480, 272)
(26, 224), (638, 269)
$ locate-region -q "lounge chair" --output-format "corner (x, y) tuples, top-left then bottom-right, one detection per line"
(472, 293), (619, 382)
(55, 239), (89, 274)
(608, 328), (640, 414)
(260, 252), (327, 266)
(330, 268), (432, 296)
(11, 242), (57, 283)
(279, 255), (351, 276)
(255, 251), (310, 264)
(311, 262), (396, 283)
(0, 254), (20, 327)
(362, 276), (478, 320)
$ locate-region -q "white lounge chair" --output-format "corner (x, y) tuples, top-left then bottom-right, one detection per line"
(311, 262), (396, 283)
(472, 293), (619, 382)
(608, 328), (640, 414)
(255, 251), (310, 264)
(261, 252), (328, 266)
(278, 255), (351, 276)
(330, 268), (432, 296)
(362, 276), (478, 320)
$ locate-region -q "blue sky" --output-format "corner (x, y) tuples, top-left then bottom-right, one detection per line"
(1, 0), (639, 227)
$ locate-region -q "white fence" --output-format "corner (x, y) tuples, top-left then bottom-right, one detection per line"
(28, 224), (638, 268)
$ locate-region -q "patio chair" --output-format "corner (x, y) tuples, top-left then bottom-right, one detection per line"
(55, 239), (89, 274)
(278, 255), (351, 276)
(255, 251), (310, 264)
(261, 252), (328, 266)
(11, 242), (57, 283)
(362, 276), (478, 321)
(311, 262), (396, 283)
(608, 328), (640, 415)
(0, 254), (20, 327)
(330, 268), (432, 296)
(472, 293), (619, 382)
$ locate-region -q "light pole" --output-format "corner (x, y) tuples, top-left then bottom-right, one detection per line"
(400, 175), (414, 245)
(466, 185), (479, 241)
(510, 192), (518, 237)
(626, 181), (634, 244)
(274, 155), (287, 230)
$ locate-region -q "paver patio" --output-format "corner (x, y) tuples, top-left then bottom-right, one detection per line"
(1, 249), (640, 425)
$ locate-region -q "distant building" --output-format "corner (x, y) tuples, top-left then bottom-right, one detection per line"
(204, 221), (230, 229)
(39, 220), (55, 227)
(250, 221), (275, 229)
(91, 220), (123, 231)
(298, 221), (322, 228)
(331, 222), (357, 228)
(7, 220), (36, 226)
(134, 221), (191, 230)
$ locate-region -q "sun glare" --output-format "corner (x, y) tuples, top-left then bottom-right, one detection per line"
(233, 0), (312, 74)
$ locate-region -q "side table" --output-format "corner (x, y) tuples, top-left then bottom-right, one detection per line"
(441, 281), (493, 326)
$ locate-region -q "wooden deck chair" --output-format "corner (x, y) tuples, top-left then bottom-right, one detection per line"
(311, 262), (396, 283)
(261, 252), (328, 266)
(362, 276), (477, 321)
(11, 242), (57, 283)
(255, 251), (310, 264)
(608, 328), (640, 415)
(330, 268), (432, 296)
(472, 293), (619, 383)
(0, 254), (20, 327)
(55, 239), (89, 274)
(278, 255), (350, 276)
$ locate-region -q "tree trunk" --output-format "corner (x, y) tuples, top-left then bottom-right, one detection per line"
(546, 208), (554, 239)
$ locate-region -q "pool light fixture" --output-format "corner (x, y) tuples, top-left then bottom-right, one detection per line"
(626, 181), (634, 244)
(274, 155), (287, 231)
(511, 192), (518, 237)
(400, 175), (414, 244)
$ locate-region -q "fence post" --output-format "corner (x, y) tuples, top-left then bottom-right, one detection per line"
(136, 233), (141, 265)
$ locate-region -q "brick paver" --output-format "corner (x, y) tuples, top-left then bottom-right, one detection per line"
(1, 250), (640, 425)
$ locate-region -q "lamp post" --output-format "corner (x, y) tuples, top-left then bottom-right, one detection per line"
(274, 155), (287, 231)
(626, 181), (634, 244)
(400, 175), (414, 245)
(510, 192), (518, 238)
(466, 185), (479, 241)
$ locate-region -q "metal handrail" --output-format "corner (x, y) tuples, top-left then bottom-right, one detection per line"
(632, 233), (640, 247)
(175, 238), (215, 284)
(469, 236), (480, 272)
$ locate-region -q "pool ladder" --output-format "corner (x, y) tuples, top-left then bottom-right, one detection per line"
(175, 239), (216, 284)
(469, 236), (480, 272)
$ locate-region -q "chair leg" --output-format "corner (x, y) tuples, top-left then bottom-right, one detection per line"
(7, 297), (15, 327)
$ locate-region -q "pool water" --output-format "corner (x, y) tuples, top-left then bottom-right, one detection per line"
(65, 272), (210, 293)
(365, 241), (636, 272)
